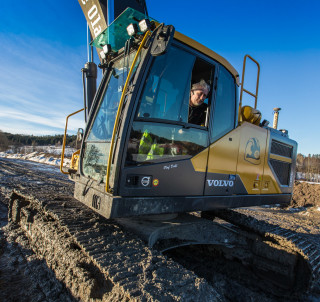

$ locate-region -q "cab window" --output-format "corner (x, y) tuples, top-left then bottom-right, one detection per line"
(126, 45), (215, 166)
(126, 122), (208, 165)
(82, 50), (140, 181)
(210, 66), (236, 142)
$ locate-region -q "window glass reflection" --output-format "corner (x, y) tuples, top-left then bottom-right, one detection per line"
(126, 121), (208, 165)
(210, 66), (236, 142)
(137, 46), (195, 123)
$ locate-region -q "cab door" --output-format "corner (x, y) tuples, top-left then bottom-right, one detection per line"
(119, 43), (215, 197)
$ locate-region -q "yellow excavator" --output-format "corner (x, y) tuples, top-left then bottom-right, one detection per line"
(59, 0), (318, 294)
(61, 0), (297, 218)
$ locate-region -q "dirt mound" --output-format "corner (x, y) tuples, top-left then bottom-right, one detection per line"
(291, 181), (320, 208)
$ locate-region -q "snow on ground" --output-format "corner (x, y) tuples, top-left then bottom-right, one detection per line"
(299, 181), (320, 185)
(0, 146), (77, 168)
(297, 172), (320, 183)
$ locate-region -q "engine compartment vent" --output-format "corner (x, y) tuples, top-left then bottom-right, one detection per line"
(271, 140), (293, 158)
(269, 159), (291, 186)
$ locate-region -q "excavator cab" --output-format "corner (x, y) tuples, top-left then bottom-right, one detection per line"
(62, 7), (297, 220)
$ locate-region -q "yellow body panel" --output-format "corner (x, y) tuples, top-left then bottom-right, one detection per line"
(236, 122), (268, 194)
(192, 122), (282, 195)
(191, 148), (209, 173)
(269, 153), (292, 164)
(206, 128), (241, 175)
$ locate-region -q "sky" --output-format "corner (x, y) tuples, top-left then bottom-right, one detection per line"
(0, 0), (319, 155)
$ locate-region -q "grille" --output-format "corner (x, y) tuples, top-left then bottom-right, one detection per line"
(270, 159), (291, 185)
(271, 140), (293, 158)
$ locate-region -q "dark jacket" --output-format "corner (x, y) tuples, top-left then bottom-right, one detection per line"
(188, 103), (208, 126)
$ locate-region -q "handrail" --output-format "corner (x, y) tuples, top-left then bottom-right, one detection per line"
(105, 30), (151, 193)
(60, 108), (85, 175)
(239, 55), (260, 122)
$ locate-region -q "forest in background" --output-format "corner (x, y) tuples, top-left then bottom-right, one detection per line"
(296, 154), (320, 181)
(0, 131), (76, 151)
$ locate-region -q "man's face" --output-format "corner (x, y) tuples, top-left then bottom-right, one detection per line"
(189, 89), (208, 107)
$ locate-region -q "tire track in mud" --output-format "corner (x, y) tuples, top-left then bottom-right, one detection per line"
(0, 206), (76, 301)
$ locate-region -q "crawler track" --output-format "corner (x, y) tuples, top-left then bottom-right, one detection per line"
(0, 158), (220, 301)
(214, 208), (320, 292)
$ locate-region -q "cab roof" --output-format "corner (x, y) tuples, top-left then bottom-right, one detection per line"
(174, 31), (240, 85)
(91, 7), (240, 85)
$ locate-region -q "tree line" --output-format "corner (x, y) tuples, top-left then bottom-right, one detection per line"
(296, 153), (320, 181)
(0, 131), (77, 151)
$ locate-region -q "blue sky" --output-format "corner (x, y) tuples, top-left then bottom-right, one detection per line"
(0, 1), (319, 155)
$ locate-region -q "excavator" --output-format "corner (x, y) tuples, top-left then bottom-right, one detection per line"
(59, 0), (320, 295)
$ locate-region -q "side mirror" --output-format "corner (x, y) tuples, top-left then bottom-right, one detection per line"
(76, 128), (84, 149)
(150, 24), (175, 56)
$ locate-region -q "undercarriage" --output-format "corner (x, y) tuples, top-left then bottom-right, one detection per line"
(1, 158), (319, 301)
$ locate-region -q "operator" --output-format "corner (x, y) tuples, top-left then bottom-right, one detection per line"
(188, 79), (210, 126)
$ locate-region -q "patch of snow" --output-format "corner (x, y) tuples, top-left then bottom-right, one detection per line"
(0, 146), (76, 169)
(299, 181), (320, 185)
(261, 204), (281, 208)
(299, 211), (310, 216)
(289, 207), (307, 213)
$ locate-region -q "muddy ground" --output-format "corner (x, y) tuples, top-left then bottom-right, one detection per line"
(292, 181), (320, 208)
(0, 157), (320, 301)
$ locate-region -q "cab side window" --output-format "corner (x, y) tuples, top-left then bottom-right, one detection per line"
(210, 66), (236, 142)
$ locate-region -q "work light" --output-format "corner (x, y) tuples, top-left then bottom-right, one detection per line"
(100, 50), (106, 59)
(138, 19), (151, 33)
(99, 44), (112, 59)
(104, 44), (112, 53)
(126, 23), (138, 36)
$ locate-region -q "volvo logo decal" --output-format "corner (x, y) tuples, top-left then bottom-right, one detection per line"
(207, 179), (234, 187)
(141, 176), (151, 187)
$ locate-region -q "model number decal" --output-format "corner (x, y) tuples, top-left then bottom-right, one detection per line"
(207, 180), (234, 187)
(163, 164), (178, 170)
(80, 1), (102, 37)
(92, 194), (101, 210)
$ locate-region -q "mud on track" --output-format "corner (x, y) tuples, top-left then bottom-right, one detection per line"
(0, 157), (320, 301)
(0, 158), (220, 301)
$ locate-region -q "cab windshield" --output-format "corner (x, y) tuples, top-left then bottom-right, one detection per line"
(82, 50), (141, 181)
(126, 45), (214, 166)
